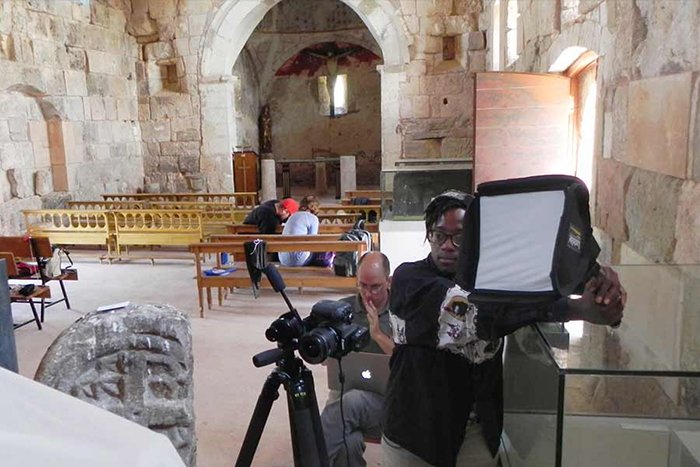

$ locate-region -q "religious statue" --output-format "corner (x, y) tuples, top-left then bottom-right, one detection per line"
(259, 104), (272, 154)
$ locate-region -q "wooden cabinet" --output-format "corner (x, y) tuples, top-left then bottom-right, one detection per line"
(233, 151), (259, 193)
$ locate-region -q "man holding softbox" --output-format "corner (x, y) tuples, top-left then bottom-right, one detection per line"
(381, 177), (626, 467)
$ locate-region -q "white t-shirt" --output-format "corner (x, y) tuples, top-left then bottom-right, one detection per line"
(279, 211), (319, 266)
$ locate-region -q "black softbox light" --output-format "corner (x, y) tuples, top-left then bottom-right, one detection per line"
(458, 175), (600, 305)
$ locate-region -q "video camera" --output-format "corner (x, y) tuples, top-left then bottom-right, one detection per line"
(244, 240), (368, 366)
(265, 300), (368, 364)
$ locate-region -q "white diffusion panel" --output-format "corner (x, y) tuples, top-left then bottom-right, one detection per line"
(475, 190), (565, 292)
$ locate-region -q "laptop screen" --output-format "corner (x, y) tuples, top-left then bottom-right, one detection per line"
(326, 352), (390, 396)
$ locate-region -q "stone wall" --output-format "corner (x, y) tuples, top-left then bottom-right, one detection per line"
(0, 0), (142, 233)
(480, 0), (700, 265)
(232, 48), (260, 152)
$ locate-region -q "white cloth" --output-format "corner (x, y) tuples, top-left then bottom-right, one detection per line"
(0, 367), (185, 467)
(279, 211), (320, 266)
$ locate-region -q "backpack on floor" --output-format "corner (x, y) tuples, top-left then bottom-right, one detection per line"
(333, 229), (372, 277)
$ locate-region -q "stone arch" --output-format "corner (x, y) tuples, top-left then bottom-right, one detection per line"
(200, 0), (408, 79)
(0, 84), (67, 205)
(198, 0), (410, 192)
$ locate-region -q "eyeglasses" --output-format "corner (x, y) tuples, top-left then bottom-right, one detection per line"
(428, 229), (463, 247)
(359, 283), (385, 294)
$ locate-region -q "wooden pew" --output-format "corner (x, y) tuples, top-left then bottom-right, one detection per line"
(318, 204), (382, 223)
(66, 201), (145, 210)
(102, 192), (258, 209)
(318, 213), (361, 224)
(189, 239), (366, 317)
(225, 223), (379, 247)
(23, 209), (115, 257)
(111, 210), (204, 262)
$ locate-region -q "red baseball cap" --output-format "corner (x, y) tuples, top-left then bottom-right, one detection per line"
(279, 198), (299, 215)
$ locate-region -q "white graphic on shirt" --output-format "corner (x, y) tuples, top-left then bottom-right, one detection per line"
(437, 285), (502, 363)
(389, 312), (406, 344)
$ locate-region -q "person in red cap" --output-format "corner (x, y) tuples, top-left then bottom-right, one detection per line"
(243, 197), (298, 234)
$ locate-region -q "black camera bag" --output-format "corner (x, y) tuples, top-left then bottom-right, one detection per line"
(457, 174), (600, 306)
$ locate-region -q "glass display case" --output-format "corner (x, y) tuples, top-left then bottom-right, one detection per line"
(380, 159), (472, 221)
(502, 264), (700, 467)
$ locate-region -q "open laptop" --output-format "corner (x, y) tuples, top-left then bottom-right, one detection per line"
(326, 352), (390, 396)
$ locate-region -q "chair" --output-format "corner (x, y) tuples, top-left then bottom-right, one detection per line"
(1, 252), (47, 330)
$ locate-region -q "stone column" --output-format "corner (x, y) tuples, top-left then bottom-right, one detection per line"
(200, 79), (236, 192)
(340, 155), (356, 198)
(261, 158), (277, 202)
(377, 64), (406, 171)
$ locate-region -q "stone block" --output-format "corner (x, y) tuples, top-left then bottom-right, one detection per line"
(430, 91), (471, 118)
(161, 141), (199, 157)
(673, 181), (700, 263)
(89, 96), (106, 120)
(8, 118), (28, 142)
(140, 121), (170, 142)
(7, 168), (33, 198)
(413, 95), (430, 118)
(33, 145), (50, 168)
(144, 41), (174, 61)
(150, 94), (193, 119)
(175, 129), (200, 142)
(41, 68), (66, 95)
(28, 121), (48, 145)
(445, 16), (468, 36)
(404, 138), (442, 158)
(420, 73), (465, 95)
(595, 159), (632, 240)
(86, 50), (116, 75)
(466, 31), (486, 50)
(400, 0), (416, 15)
(1, 142), (31, 170)
(178, 154), (199, 173)
(35, 303), (195, 466)
(468, 50), (486, 72)
(33, 169), (52, 195)
(64, 70), (88, 96)
(399, 98), (413, 118)
(626, 73), (692, 178)
(0, 121), (9, 142)
(159, 156), (179, 173)
(441, 137), (471, 158)
(103, 97), (117, 120)
(625, 169), (682, 262)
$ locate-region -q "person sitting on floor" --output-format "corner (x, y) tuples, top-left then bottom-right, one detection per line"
(279, 195), (322, 267)
(243, 198), (298, 234)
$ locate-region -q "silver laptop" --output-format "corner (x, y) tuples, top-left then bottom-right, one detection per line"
(326, 352), (390, 396)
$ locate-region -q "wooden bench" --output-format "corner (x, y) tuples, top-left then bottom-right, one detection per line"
(190, 239), (366, 317)
(225, 223), (380, 247)
(318, 213), (361, 224)
(318, 205), (381, 223)
(111, 210), (204, 262)
(102, 192), (258, 209)
(0, 236), (77, 319)
(23, 209), (115, 256)
(66, 201), (146, 210)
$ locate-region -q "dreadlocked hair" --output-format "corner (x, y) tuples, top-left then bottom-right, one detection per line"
(424, 193), (473, 239)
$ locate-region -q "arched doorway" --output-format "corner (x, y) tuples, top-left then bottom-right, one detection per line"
(197, 0), (410, 192)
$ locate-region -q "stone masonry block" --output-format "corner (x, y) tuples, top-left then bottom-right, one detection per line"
(441, 137), (471, 158)
(625, 169), (682, 262)
(178, 154), (199, 174)
(141, 121), (171, 142)
(161, 141), (199, 157)
(413, 95), (430, 118)
(144, 41), (174, 61)
(150, 94), (193, 119)
(420, 73), (465, 95)
(445, 16), (469, 36)
(64, 70), (88, 96)
(466, 31), (486, 50)
(404, 138), (442, 158)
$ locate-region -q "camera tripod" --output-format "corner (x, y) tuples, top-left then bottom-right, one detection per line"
(235, 344), (330, 467)
(236, 245), (330, 467)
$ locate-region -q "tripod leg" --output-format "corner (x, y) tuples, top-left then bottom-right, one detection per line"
(235, 371), (286, 467)
(285, 366), (330, 467)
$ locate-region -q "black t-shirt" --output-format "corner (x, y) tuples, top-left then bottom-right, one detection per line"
(383, 255), (568, 466)
(243, 199), (280, 234)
